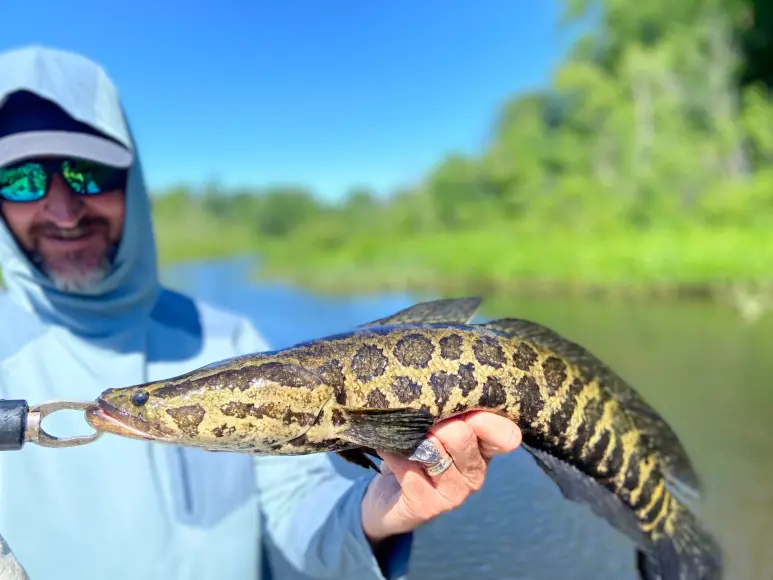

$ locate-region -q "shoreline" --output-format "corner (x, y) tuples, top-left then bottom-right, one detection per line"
(154, 248), (773, 315)
(150, 211), (773, 319)
(252, 265), (771, 303)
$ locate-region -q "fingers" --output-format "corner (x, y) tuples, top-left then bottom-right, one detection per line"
(362, 451), (430, 540)
(428, 421), (487, 491)
(378, 450), (445, 514)
(363, 412), (522, 541)
(462, 411), (522, 459)
(383, 413), (521, 499)
(418, 412), (521, 485)
(379, 451), (424, 485)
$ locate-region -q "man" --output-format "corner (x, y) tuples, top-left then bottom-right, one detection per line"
(0, 45), (521, 580)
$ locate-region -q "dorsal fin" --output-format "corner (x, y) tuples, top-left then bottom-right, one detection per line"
(358, 297), (483, 328)
(479, 317), (701, 504)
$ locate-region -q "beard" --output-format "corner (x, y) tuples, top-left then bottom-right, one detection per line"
(27, 217), (119, 292)
(33, 248), (116, 292)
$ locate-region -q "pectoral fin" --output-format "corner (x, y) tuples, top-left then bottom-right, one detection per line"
(341, 407), (434, 455)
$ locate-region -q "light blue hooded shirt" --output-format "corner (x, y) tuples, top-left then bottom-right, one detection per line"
(0, 45), (412, 580)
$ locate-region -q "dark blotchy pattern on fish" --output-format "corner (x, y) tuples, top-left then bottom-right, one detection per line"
(90, 297), (722, 580)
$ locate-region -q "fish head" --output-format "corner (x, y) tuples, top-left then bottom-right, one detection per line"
(85, 358), (335, 452)
(85, 382), (184, 444)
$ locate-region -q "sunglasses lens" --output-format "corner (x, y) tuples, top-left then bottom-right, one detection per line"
(0, 162), (47, 201)
(62, 160), (124, 195)
(0, 159), (126, 202)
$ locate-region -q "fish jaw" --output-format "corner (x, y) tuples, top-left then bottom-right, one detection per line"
(84, 399), (177, 443)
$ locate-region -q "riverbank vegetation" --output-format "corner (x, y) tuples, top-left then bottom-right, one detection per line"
(150, 0), (773, 303)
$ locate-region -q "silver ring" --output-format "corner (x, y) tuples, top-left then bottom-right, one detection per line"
(425, 455), (453, 477)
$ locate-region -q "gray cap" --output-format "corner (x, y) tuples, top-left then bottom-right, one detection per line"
(0, 45), (134, 169)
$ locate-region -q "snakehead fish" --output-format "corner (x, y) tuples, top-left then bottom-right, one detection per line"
(85, 297), (721, 580)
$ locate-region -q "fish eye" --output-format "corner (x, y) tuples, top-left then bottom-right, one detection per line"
(131, 390), (150, 407)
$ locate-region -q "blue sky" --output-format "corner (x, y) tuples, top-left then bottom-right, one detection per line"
(3, 1), (578, 200)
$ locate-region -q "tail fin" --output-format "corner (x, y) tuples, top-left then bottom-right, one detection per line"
(636, 505), (723, 580)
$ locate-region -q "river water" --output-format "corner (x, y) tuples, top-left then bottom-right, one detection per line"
(161, 257), (773, 580)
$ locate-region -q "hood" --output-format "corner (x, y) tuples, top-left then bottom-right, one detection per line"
(0, 45), (160, 337)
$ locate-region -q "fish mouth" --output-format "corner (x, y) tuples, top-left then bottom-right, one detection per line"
(84, 400), (175, 442)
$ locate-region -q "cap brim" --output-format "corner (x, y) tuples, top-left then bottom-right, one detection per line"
(0, 130), (133, 169)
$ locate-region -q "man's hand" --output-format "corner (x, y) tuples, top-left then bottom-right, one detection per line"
(360, 411), (522, 543)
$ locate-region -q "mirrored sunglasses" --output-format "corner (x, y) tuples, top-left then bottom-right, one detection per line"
(0, 158), (127, 202)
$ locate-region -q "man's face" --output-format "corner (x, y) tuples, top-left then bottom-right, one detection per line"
(1, 170), (125, 291)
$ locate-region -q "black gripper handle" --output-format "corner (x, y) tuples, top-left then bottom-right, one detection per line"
(0, 399), (28, 451)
